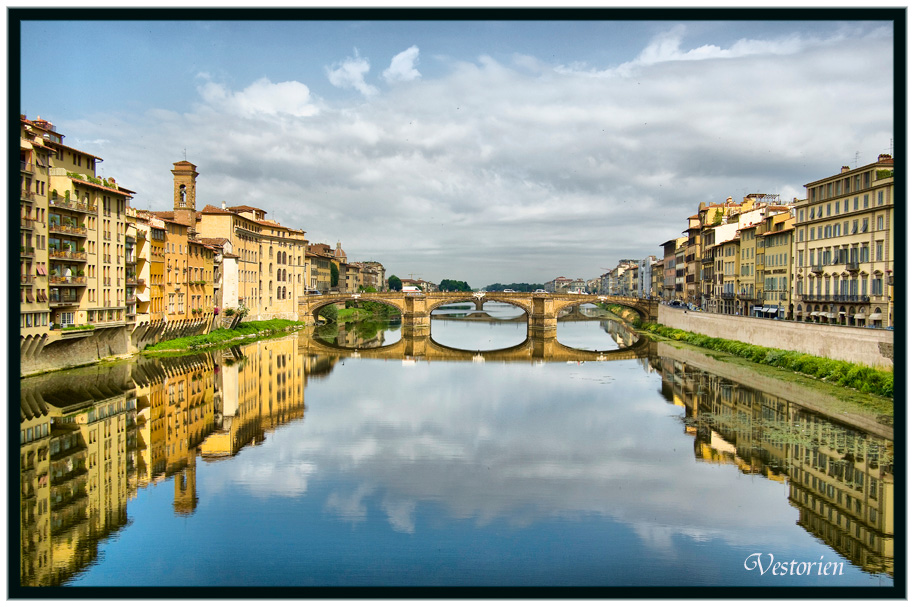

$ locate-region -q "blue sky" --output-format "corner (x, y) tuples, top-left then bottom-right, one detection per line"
(17, 12), (896, 287)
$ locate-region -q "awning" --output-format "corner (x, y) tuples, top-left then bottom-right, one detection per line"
(825, 312), (836, 319)
(135, 290), (150, 302)
(36, 266), (46, 276)
(854, 313), (866, 319)
(869, 313), (883, 320)
(810, 311), (820, 316)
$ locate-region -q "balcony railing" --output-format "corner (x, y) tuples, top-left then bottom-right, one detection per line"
(49, 223), (88, 237)
(21, 274), (34, 285)
(801, 293), (870, 303)
(50, 275), (87, 285)
(49, 249), (87, 261)
(20, 189), (36, 202)
(21, 161), (34, 173)
(811, 263), (824, 273)
(49, 296), (80, 307)
(49, 196), (96, 213)
(20, 217), (36, 230)
(721, 292), (736, 299)
(19, 246), (35, 258)
(846, 261), (860, 272)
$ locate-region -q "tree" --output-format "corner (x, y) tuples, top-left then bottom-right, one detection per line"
(439, 279), (471, 292)
(330, 263), (339, 288)
(388, 275), (403, 291)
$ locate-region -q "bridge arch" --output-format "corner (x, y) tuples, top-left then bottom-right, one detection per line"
(301, 294), (407, 323)
(552, 295), (652, 325)
(426, 295), (532, 317)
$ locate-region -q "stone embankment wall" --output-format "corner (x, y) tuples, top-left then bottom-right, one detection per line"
(20, 316), (219, 377)
(658, 306), (893, 370)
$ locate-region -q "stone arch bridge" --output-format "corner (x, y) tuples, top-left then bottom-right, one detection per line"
(299, 291), (658, 337)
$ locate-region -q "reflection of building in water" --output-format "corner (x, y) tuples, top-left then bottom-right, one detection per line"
(200, 336), (307, 459)
(655, 356), (893, 575)
(787, 408), (893, 576)
(19, 371), (136, 586)
(132, 353), (216, 515)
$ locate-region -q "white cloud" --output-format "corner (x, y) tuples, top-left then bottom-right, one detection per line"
(326, 48), (378, 97)
(196, 76), (319, 118)
(383, 45), (421, 83)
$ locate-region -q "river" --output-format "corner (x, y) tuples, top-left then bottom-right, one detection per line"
(17, 305), (894, 594)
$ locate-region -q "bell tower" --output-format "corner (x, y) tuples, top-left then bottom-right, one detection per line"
(171, 160), (199, 232)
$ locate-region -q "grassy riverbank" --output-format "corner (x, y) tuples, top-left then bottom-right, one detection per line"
(143, 319), (305, 355)
(641, 323), (894, 400)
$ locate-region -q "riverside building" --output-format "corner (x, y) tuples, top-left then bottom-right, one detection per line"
(19, 115), (135, 335)
(793, 155), (894, 327)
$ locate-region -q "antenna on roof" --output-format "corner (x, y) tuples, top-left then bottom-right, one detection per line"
(183, 148), (187, 161)
(854, 151), (860, 168)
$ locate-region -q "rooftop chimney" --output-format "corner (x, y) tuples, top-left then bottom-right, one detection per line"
(221, 200), (226, 209)
(840, 166), (850, 173)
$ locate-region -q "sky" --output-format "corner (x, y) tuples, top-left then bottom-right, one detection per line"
(16, 10), (897, 289)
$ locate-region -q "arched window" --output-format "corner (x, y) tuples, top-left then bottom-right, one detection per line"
(277, 286), (282, 299)
(179, 185), (186, 205)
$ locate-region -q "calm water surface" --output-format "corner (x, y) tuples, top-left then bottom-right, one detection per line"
(18, 313), (894, 590)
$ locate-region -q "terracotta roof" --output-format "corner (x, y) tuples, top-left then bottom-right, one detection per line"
(199, 204), (234, 215)
(197, 237), (230, 246)
(47, 140), (103, 160)
(69, 177), (135, 196)
(227, 205), (265, 213)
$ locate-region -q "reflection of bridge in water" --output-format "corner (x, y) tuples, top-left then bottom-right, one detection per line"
(298, 330), (655, 363)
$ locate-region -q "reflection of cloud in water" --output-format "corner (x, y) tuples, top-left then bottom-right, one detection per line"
(214, 359), (799, 548)
(325, 482), (374, 522)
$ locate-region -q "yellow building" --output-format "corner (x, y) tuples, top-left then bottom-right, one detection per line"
(794, 155), (894, 327)
(718, 236), (740, 315)
(758, 211), (795, 319)
(20, 115), (136, 334)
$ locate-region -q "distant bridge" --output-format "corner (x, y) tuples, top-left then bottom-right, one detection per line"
(299, 291), (658, 337)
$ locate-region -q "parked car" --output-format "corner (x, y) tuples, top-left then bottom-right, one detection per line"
(503, 289), (515, 292)
(304, 289), (322, 295)
(534, 289), (547, 293)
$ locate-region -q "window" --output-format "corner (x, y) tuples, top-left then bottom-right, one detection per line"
(877, 215), (884, 230)
(862, 219), (868, 232)
(844, 199), (849, 212)
(876, 241), (883, 261)
(877, 191), (884, 206)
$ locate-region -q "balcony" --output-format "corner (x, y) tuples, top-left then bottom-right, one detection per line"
(846, 261), (860, 273)
(721, 292), (736, 300)
(811, 263), (824, 274)
(20, 217), (37, 230)
(49, 249), (87, 262)
(801, 293), (870, 303)
(49, 196), (96, 214)
(126, 275), (137, 286)
(21, 274), (35, 285)
(50, 275), (87, 286)
(49, 295), (80, 307)
(49, 223), (88, 238)
(20, 189), (36, 202)
(20, 246), (35, 258)
(21, 160), (34, 174)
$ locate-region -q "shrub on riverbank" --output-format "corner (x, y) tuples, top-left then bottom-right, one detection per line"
(642, 323), (893, 398)
(144, 319), (304, 353)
